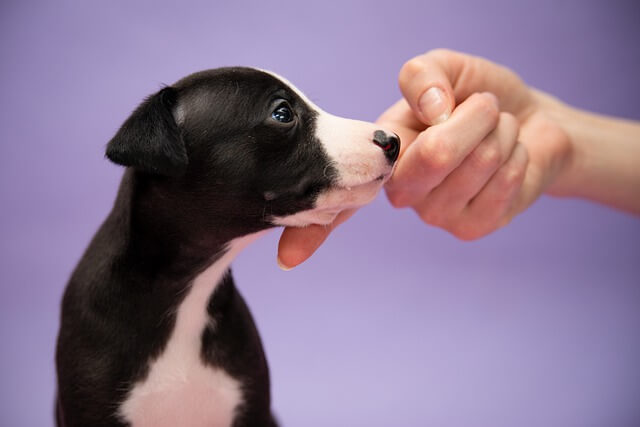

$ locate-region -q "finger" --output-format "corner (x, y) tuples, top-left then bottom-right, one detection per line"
(414, 112), (520, 223)
(399, 57), (455, 125)
(377, 98), (425, 134)
(386, 92), (500, 208)
(399, 49), (533, 121)
(276, 208), (357, 270)
(457, 142), (529, 239)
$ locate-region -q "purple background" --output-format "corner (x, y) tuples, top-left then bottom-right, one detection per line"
(1, 1), (639, 426)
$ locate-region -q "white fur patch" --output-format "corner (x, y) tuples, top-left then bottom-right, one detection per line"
(271, 180), (384, 227)
(118, 232), (264, 427)
(263, 70), (394, 185)
(314, 112), (393, 187)
(263, 70), (396, 228)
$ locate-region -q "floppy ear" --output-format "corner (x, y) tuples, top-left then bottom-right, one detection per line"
(106, 87), (188, 177)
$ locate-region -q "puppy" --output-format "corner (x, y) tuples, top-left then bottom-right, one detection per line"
(56, 67), (399, 427)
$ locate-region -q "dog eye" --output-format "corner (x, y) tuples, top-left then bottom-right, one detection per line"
(271, 102), (294, 123)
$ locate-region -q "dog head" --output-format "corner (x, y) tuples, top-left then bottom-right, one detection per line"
(107, 68), (399, 236)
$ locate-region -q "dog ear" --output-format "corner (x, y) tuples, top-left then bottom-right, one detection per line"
(106, 87), (188, 177)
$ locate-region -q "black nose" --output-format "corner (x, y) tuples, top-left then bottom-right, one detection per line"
(373, 130), (400, 163)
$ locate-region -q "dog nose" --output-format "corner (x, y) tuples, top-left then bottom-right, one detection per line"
(373, 130), (400, 163)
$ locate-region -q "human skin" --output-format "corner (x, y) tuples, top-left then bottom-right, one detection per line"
(277, 49), (640, 270)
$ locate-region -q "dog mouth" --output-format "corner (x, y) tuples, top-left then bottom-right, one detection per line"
(334, 171), (392, 191)
(268, 171), (394, 228)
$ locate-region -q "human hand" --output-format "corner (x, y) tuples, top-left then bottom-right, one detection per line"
(278, 49), (573, 269)
(277, 208), (356, 270)
(380, 49), (571, 239)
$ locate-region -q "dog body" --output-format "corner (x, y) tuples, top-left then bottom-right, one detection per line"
(56, 68), (399, 427)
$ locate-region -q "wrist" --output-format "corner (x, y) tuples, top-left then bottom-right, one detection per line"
(522, 89), (576, 197)
(530, 90), (580, 197)
(536, 91), (640, 213)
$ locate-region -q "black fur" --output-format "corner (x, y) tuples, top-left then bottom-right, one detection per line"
(106, 87), (188, 177)
(56, 68), (337, 427)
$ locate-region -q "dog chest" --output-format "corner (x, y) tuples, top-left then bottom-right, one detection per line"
(118, 362), (241, 427)
(118, 247), (245, 427)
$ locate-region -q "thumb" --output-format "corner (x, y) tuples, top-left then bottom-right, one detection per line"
(399, 52), (456, 126)
(276, 208), (357, 270)
(399, 49), (533, 121)
(277, 224), (331, 270)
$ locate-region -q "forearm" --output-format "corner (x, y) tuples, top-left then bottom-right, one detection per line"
(539, 91), (640, 214)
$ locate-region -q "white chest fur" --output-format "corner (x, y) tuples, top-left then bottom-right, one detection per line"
(118, 234), (261, 427)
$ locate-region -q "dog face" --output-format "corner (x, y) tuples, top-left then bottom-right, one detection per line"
(106, 67), (399, 235)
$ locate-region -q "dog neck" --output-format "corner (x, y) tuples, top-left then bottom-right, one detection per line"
(107, 170), (269, 283)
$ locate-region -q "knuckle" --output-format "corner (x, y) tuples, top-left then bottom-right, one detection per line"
(471, 93), (500, 126)
(399, 57), (425, 82)
(474, 143), (502, 170)
(500, 163), (526, 190)
(527, 112), (570, 150)
(482, 100), (500, 127)
(430, 147), (454, 171)
(420, 130), (454, 171)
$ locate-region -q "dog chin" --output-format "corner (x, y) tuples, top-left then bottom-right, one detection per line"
(270, 178), (387, 228)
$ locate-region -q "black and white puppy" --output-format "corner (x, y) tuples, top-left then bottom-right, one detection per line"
(56, 67), (399, 427)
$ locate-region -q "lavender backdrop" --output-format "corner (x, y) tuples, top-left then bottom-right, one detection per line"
(1, 1), (639, 426)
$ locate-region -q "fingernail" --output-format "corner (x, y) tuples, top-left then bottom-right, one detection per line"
(277, 256), (293, 271)
(419, 87), (449, 125)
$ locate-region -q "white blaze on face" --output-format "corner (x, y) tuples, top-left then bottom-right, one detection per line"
(262, 70), (397, 227)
